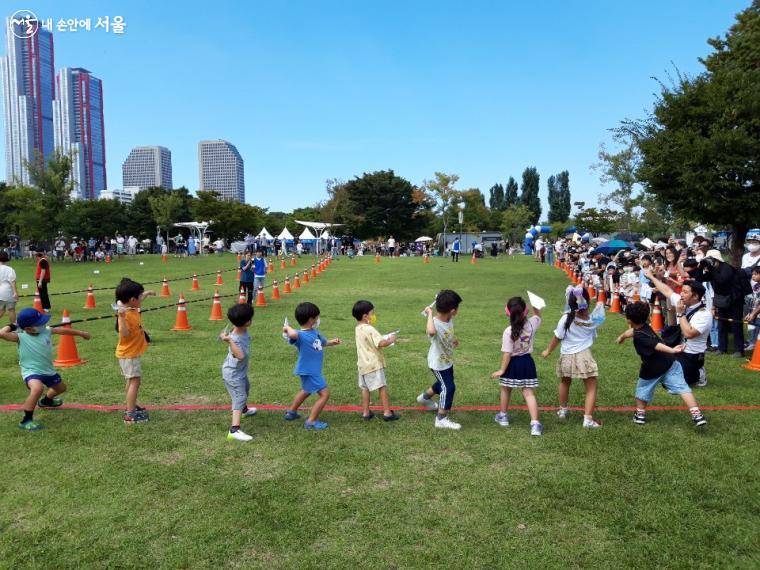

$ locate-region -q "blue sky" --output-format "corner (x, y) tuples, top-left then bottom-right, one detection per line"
(1, 0), (750, 217)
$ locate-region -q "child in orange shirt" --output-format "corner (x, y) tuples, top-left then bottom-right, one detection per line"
(115, 278), (155, 424)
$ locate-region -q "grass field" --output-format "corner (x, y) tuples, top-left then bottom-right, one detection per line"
(1, 253), (758, 568)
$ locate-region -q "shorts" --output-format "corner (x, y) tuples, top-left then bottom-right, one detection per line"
(0, 299), (16, 310)
(118, 357), (142, 379)
(555, 348), (599, 379)
(223, 376), (250, 411)
(24, 373), (62, 388)
(675, 352), (704, 386)
(300, 374), (327, 394)
(635, 361), (691, 403)
(358, 368), (387, 391)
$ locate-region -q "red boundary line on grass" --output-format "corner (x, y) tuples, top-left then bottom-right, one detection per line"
(0, 403), (758, 413)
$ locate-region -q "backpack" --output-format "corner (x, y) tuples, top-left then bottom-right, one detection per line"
(661, 303), (705, 348)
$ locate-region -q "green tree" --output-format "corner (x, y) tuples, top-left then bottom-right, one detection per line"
(556, 170), (571, 222)
(24, 149), (75, 239)
(1, 186), (47, 240)
(504, 176), (519, 208)
(547, 175), (559, 222)
(500, 204), (533, 245)
(460, 188), (492, 231)
(488, 183), (505, 210)
(593, 140), (640, 232)
(519, 167), (541, 224)
(573, 207), (619, 235)
(624, 1), (760, 264)
(424, 172), (461, 243)
(61, 199), (128, 238)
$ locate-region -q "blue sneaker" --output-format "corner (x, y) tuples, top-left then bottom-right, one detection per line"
(304, 420), (328, 430)
(284, 410), (301, 421)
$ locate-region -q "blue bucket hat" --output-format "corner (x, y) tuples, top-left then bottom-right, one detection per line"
(16, 308), (51, 329)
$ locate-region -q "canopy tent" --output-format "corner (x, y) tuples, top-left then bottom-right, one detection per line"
(174, 221), (213, 255)
(277, 227), (294, 241)
(415, 236), (433, 242)
(294, 220), (344, 254)
(257, 227), (274, 241)
(299, 227), (317, 242)
(320, 230), (331, 239)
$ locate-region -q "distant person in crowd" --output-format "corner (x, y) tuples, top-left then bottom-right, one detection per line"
(239, 251), (255, 305)
(54, 236), (66, 262)
(187, 236), (197, 256)
(451, 237), (461, 262)
(214, 238), (225, 256)
(116, 234), (125, 258)
(701, 250), (745, 357)
(88, 237), (97, 261)
(744, 266), (760, 350)
(0, 251), (19, 325)
(253, 249), (267, 293)
(34, 251), (51, 312)
(387, 236), (396, 257)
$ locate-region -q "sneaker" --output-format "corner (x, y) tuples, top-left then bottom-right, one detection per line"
(417, 393), (438, 411)
(227, 429), (253, 441)
(557, 407), (569, 419)
(243, 407), (258, 417)
(434, 416), (461, 430)
(732, 351), (745, 358)
(18, 420), (42, 431)
(304, 420), (329, 430)
(362, 411), (375, 421)
(692, 413), (707, 427)
(38, 396), (63, 408)
(382, 412), (400, 422)
(530, 422), (544, 436)
(582, 418), (602, 429)
(633, 411), (647, 425)
(696, 368), (708, 387)
(123, 410), (149, 425)
(494, 412), (509, 427)
(284, 410), (301, 421)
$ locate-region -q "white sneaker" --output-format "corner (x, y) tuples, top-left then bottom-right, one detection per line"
(243, 407), (258, 417)
(417, 393), (438, 410)
(494, 412), (509, 427)
(557, 407), (570, 419)
(530, 422), (543, 436)
(696, 368), (707, 387)
(435, 416), (461, 430)
(582, 418), (602, 429)
(227, 429), (253, 442)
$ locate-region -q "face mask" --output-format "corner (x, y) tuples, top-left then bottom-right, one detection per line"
(748, 244), (760, 253)
(314, 317), (321, 329)
(695, 252), (704, 262)
(369, 313), (377, 326)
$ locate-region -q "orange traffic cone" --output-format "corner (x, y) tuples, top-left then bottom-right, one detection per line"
(160, 277), (170, 297)
(216, 270), (223, 285)
(171, 294), (192, 331)
(267, 259), (274, 273)
(53, 309), (86, 367)
(83, 285), (96, 309)
(280, 258), (286, 270)
(283, 276), (292, 294)
(162, 254), (167, 264)
(470, 253), (477, 265)
(236, 268), (241, 281)
(33, 289), (44, 312)
(209, 289), (224, 320)
(610, 286), (622, 314)
(633, 289), (641, 302)
(311, 265), (317, 278)
(744, 338), (760, 371)
(651, 304), (665, 332)
(255, 286), (267, 307)
(105, 254), (111, 264)
(272, 280), (281, 300)
(597, 288), (607, 304)
(375, 253), (381, 264)
(291, 256), (297, 267)
(587, 286), (596, 299)
(423, 254), (429, 264)
(294, 273), (301, 289)
(303, 270), (309, 284)
(238, 287), (247, 304)
(237, 254), (242, 262)
(316, 262), (322, 275)
(191, 273), (200, 291)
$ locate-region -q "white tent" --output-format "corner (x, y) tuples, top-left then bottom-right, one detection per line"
(257, 227), (274, 240)
(299, 228), (317, 241)
(320, 230), (331, 239)
(277, 227), (294, 241)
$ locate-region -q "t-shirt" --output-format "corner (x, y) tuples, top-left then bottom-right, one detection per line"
(427, 317), (456, 371)
(115, 310), (148, 359)
(222, 331), (250, 383)
(501, 315), (541, 356)
(253, 257), (267, 277)
(388, 238), (396, 249)
(289, 328), (328, 377)
(0, 264), (17, 301)
(239, 259), (255, 282)
(17, 328), (57, 378)
(741, 252), (760, 269)
(553, 313), (602, 355)
(452, 241), (460, 253)
(669, 293), (711, 354)
(355, 323), (385, 374)
(632, 324), (674, 380)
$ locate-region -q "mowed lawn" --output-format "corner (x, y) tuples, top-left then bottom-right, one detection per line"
(0, 253), (758, 569)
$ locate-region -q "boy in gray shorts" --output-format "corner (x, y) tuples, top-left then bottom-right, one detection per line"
(220, 303), (257, 441)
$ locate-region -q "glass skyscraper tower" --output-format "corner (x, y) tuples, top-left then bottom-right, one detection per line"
(198, 139), (245, 203)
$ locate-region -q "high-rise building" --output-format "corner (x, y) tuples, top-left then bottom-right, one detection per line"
(122, 146), (172, 190)
(198, 139), (245, 202)
(53, 67), (106, 199)
(1, 14), (56, 185)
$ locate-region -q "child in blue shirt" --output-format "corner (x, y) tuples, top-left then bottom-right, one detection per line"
(253, 249), (267, 291)
(282, 302), (342, 430)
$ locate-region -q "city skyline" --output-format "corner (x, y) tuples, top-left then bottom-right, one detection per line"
(198, 139), (245, 203)
(0, 1), (751, 217)
(121, 145), (172, 190)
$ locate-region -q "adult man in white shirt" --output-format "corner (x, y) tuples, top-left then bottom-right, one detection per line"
(387, 236), (396, 257)
(645, 269), (711, 386)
